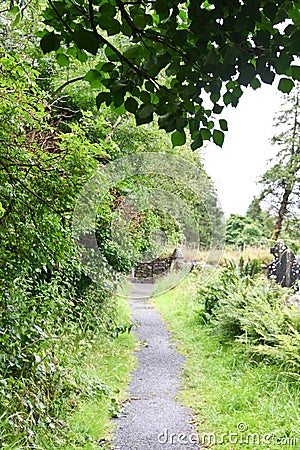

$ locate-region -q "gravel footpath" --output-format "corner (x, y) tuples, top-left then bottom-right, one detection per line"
(112, 283), (200, 450)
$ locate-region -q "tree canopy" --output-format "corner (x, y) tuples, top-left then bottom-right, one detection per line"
(21, 0), (299, 149)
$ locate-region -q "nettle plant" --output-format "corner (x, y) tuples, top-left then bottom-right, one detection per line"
(12, 0), (299, 149)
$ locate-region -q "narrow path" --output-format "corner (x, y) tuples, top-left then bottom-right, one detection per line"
(113, 283), (199, 450)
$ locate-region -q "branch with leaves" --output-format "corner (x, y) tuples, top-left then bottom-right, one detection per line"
(35, 0), (300, 149)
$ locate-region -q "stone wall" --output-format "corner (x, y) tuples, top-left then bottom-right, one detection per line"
(133, 248), (184, 283)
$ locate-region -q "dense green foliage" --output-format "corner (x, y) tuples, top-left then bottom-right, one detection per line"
(0, 13), (222, 445)
(1, 1), (299, 447)
(0, 52), (121, 447)
(197, 261), (300, 371)
(225, 213), (267, 247)
(11, 0), (300, 149)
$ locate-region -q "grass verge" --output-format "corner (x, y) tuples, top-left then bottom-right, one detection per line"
(153, 273), (300, 449)
(33, 294), (136, 450)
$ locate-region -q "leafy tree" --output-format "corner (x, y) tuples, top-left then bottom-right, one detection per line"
(240, 222), (265, 246)
(258, 84), (300, 240)
(12, 0), (299, 149)
(246, 196), (265, 223)
(226, 214), (249, 246)
(226, 213), (265, 247)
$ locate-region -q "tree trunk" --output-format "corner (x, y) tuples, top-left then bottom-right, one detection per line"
(271, 187), (293, 240)
(271, 92), (299, 241)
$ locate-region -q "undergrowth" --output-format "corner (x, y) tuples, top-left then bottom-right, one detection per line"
(0, 273), (134, 449)
(196, 258), (300, 371)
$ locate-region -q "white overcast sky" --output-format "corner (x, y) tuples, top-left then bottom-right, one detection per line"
(202, 83), (283, 218)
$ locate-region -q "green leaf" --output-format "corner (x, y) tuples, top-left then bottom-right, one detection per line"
(213, 103), (224, 114)
(83, 70), (102, 88)
(210, 92), (220, 103)
(250, 77), (261, 90)
(111, 81), (128, 98)
(176, 116), (188, 131)
(254, 30), (271, 47)
(134, 13), (147, 29)
(260, 68), (275, 85)
(96, 92), (111, 109)
(74, 26), (99, 55)
(223, 91), (232, 106)
(135, 112), (153, 125)
(226, 80), (235, 90)
(137, 103), (155, 119)
(101, 62), (116, 72)
(219, 119), (228, 132)
(76, 48), (88, 63)
(275, 53), (293, 75)
(12, 11), (21, 28)
(99, 3), (116, 17)
(223, 46), (240, 65)
(238, 63), (256, 86)
(220, 64), (236, 81)
(158, 113), (176, 132)
(56, 53), (69, 67)
(200, 128), (211, 140)
(114, 104), (126, 115)
(191, 134), (203, 150)
(140, 91), (151, 103)
(171, 130), (186, 147)
(105, 46), (120, 62)
(213, 130), (225, 147)
(232, 87), (243, 99)
(102, 17), (121, 36)
(125, 97), (138, 113)
(40, 32), (60, 54)
(289, 7), (300, 26)
(263, 2), (278, 21)
(145, 81), (155, 93)
(291, 66), (300, 81)
(123, 44), (144, 61)
(278, 78), (294, 94)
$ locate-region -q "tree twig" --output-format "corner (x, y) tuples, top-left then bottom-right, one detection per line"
(52, 76), (85, 97)
(105, 116), (123, 142)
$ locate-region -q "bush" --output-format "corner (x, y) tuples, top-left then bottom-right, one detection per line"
(197, 259), (300, 371)
(0, 268), (123, 446)
(196, 257), (262, 322)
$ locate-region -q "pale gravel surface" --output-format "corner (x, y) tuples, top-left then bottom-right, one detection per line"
(112, 283), (200, 450)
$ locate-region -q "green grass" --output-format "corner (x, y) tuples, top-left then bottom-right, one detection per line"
(153, 273), (300, 449)
(33, 295), (136, 450)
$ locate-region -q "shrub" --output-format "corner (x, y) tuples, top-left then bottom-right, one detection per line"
(0, 268), (123, 446)
(196, 257), (262, 322)
(196, 259), (300, 371)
